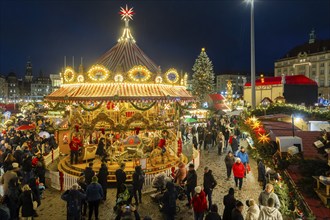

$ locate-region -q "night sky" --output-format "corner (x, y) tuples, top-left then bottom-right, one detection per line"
(1, 0), (330, 77)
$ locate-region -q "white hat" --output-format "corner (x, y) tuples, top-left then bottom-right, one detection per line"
(235, 157), (241, 162)
(195, 186), (202, 194)
(12, 162), (19, 168)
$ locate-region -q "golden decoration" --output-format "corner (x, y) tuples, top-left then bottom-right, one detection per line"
(165, 68), (179, 84)
(87, 65), (110, 82)
(258, 133), (270, 144)
(128, 65), (152, 82)
(64, 68), (75, 83)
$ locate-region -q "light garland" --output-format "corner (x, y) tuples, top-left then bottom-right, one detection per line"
(87, 65), (110, 82)
(128, 65), (152, 82)
(64, 68), (75, 83)
(165, 68), (179, 84)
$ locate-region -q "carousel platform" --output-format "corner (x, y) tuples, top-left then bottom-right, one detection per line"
(58, 154), (186, 183)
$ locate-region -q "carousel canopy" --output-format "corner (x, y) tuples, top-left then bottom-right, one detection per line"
(46, 83), (193, 102)
(45, 5), (194, 103)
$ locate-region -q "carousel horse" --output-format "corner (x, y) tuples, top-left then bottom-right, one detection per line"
(149, 147), (170, 167)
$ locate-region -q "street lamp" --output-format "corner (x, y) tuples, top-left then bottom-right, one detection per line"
(245, 0), (256, 109)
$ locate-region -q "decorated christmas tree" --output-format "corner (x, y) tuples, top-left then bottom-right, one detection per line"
(191, 48), (215, 102)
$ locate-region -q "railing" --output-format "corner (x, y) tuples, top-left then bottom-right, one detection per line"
(44, 148), (60, 167)
(47, 149), (201, 191)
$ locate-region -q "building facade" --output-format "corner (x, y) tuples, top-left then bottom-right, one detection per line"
(31, 72), (51, 101)
(274, 30), (330, 96)
(215, 73), (248, 98)
(49, 73), (61, 92)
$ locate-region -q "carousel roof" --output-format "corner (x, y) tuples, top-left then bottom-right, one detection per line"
(96, 40), (159, 74)
(46, 83), (193, 102)
(45, 5), (194, 103)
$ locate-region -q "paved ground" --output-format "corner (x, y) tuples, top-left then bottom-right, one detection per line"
(36, 140), (263, 219)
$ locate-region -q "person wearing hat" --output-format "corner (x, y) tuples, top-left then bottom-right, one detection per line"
(191, 185), (207, 220)
(61, 183), (86, 220)
(86, 176), (103, 220)
(245, 199), (260, 220)
(182, 163), (197, 207)
(232, 158), (245, 190)
(236, 146), (249, 177)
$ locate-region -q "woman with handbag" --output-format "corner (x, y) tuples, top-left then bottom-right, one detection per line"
(19, 184), (37, 220)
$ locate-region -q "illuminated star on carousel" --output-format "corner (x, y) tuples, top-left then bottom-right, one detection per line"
(119, 5), (135, 20)
(258, 133), (270, 144)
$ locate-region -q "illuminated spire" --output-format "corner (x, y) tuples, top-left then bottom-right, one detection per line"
(118, 5), (136, 43)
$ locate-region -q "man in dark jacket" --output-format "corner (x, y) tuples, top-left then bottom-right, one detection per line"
(182, 163), (197, 207)
(97, 163), (109, 201)
(231, 135), (239, 154)
(115, 163), (127, 199)
(83, 162), (95, 185)
(162, 181), (177, 220)
(61, 183), (86, 220)
(205, 204), (222, 220)
(203, 166), (217, 210)
(223, 188), (236, 220)
(231, 200), (244, 220)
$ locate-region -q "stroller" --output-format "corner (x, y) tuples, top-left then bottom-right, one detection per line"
(113, 184), (133, 214)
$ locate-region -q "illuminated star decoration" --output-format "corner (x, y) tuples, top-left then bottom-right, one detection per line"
(65, 105), (72, 111)
(119, 5), (135, 20)
(252, 121), (261, 129)
(43, 103), (50, 109)
(258, 133), (270, 144)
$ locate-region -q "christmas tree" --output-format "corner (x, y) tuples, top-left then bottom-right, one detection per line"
(191, 48), (215, 102)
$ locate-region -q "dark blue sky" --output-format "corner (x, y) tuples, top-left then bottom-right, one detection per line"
(1, 0), (330, 77)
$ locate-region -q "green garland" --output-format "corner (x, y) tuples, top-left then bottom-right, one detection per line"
(130, 101), (156, 111)
(79, 102), (103, 111)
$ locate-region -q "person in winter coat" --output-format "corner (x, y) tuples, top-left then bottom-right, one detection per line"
(95, 138), (107, 162)
(69, 134), (82, 164)
(191, 186), (207, 220)
(83, 162), (95, 185)
(223, 188), (236, 220)
(132, 165), (145, 205)
(236, 147), (249, 177)
(77, 176), (88, 217)
(231, 200), (244, 220)
(1, 163), (18, 196)
(216, 131), (225, 155)
(182, 163), (197, 206)
(6, 177), (21, 220)
(232, 158), (245, 190)
(258, 184), (281, 210)
(61, 183), (86, 220)
(205, 204), (221, 220)
(174, 162), (187, 186)
(18, 184), (37, 219)
(162, 181), (178, 220)
(258, 198), (283, 220)
(204, 131), (213, 152)
(245, 199), (260, 220)
(225, 151), (235, 180)
(223, 128), (230, 149)
(203, 166), (217, 210)
(97, 163), (109, 201)
(86, 176), (103, 220)
(257, 159), (267, 190)
(231, 135), (239, 154)
(0, 194), (10, 220)
(115, 163), (127, 199)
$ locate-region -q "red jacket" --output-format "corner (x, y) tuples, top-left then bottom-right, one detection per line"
(70, 137), (82, 151)
(191, 190), (207, 213)
(232, 162), (245, 178)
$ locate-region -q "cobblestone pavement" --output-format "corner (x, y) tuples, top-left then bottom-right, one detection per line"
(37, 140), (263, 219)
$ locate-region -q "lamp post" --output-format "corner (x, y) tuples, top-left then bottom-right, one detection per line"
(291, 114), (295, 137)
(245, 0), (256, 109)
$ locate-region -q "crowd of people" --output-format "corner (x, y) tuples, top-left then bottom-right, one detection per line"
(0, 114), (58, 219)
(0, 113), (285, 220)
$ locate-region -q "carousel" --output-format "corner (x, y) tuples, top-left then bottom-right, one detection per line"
(44, 6), (196, 182)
